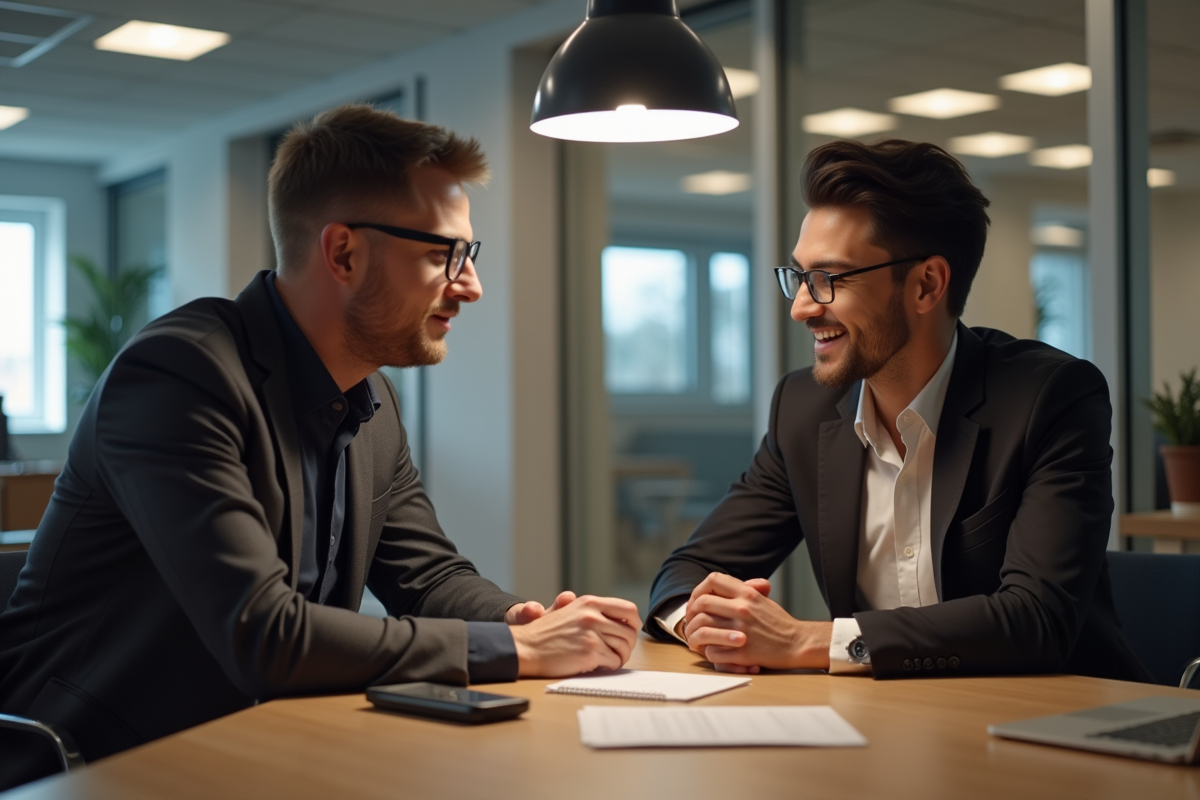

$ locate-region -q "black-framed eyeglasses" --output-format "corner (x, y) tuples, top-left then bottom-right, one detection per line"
(774, 256), (929, 304)
(347, 222), (481, 281)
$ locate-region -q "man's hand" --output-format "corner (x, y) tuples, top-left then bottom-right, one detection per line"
(505, 591), (577, 625)
(683, 572), (831, 672)
(509, 595), (642, 677)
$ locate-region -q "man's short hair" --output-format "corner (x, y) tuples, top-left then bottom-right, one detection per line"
(268, 103), (489, 270)
(801, 139), (990, 318)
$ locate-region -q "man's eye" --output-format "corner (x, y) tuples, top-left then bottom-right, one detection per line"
(431, 250), (449, 265)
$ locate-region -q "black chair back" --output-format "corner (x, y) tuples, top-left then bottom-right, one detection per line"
(1107, 550), (1200, 686)
(0, 549), (28, 613)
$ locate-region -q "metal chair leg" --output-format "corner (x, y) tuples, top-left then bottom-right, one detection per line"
(1181, 657), (1200, 690)
(0, 713), (85, 773)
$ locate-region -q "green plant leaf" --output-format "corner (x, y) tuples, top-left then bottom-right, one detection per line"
(1143, 368), (1200, 446)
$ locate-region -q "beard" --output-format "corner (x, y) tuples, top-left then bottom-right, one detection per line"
(811, 284), (910, 388)
(344, 256), (453, 369)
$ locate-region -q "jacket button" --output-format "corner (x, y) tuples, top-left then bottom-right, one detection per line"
(923, 658), (934, 669)
(903, 659), (913, 670)
(949, 656), (960, 668)
(937, 658), (947, 669)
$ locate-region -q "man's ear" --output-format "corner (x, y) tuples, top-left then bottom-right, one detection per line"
(912, 256), (951, 316)
(318, 223), (358, 287)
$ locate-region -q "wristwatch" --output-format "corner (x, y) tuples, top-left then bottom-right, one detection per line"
(846, 636), (871, 665)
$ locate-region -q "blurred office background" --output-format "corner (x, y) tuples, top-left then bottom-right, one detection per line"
(0, 0), (1196, 617)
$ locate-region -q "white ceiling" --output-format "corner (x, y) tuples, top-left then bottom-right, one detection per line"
(0, 0), (559, 163)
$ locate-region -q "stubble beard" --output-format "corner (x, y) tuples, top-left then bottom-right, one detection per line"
(811, 285), (911, 388)
(344, 259), (451, 370)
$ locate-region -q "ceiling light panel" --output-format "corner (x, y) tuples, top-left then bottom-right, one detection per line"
(1000, 63), (1091, 96)
(0, 104), (29, 129)
(1031, 224), (1084, 248)
(888, 88), (999, 119)
(947, 132), (1034, 158)
(682, 170), (752, 195)
(803, 108), (897, 138)
(1148, 168), (1176, 188)
(95, 21), (230, 61)
(1030, 144), (1092, 169)
(723, 68), (760, 100)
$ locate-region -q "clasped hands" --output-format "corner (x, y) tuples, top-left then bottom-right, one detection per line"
(678, 573), (832, 673)
(505, 592), (642, 678)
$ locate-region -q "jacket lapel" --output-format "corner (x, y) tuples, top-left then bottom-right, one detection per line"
(817, 383), (866, 618)
(930, 323), (985, 598)
(235, 271), (305, 588)
(340, 382), (377, 611)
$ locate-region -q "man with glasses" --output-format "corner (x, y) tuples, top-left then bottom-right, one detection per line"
(0, 104), (639, 785)
(646, 139), (1149, 684)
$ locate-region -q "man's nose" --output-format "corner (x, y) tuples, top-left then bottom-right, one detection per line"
(447, 258), (482, 303)
(790, 287), (822, 323)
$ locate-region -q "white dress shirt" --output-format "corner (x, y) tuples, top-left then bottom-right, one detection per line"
(656, 334), (959, 677)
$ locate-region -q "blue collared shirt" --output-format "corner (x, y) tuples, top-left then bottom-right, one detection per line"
(264, 273), (518, 682)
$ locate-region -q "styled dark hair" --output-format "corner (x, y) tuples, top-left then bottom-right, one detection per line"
(801, 139), (991, 317)
(269, 103), (489, 270)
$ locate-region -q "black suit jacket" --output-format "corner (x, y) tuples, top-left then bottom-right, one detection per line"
(648, 325), (1150, 683)
(0, 272), (522, 772)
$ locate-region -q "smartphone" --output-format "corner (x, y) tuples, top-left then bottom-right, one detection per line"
(366, 682), (529, 724)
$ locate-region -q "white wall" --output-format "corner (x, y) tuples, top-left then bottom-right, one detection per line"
(1150, 189), (1200, 391)
(1, 158), (105, 462)
(95, 0), (590, 599)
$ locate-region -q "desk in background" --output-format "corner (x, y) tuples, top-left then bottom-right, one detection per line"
(8, 637), (1197, 800)
(0, 462), (59, 536)
(1121, 511), (1200, 554)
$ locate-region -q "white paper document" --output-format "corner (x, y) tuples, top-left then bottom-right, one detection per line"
(546, 670), (750, 702)
(576, 705), (868, 749)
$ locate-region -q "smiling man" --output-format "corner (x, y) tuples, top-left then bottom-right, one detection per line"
(0, 105), (639, 786)
(646, 138), (1149, 684)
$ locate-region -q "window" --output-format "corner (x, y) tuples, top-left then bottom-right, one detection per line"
(601, 244), (752, 408)
(0, 196), (66, 434)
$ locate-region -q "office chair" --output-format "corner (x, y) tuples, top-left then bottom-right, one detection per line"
(0, 549), (85, 779)
(1107, 550), (1200, 688)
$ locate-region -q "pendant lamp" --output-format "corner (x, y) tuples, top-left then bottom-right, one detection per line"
(530, 0), (739, 143)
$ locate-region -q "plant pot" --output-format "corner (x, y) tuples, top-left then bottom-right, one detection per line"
(1161, 445), (1200, 517)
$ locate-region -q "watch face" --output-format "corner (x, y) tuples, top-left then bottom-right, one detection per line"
(849, 638), (869, 661)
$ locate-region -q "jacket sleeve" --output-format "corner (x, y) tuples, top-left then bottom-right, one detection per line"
(95, 331), (481, 698)
(855, 358), (1115, 678)
(365, 376), (524, 624)
(644, 374), (805, 639)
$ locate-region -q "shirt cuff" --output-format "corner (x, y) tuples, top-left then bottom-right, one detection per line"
(828, 617), (872, 675)
(466, 622), (519, 684)
(653, 598), (688, 644)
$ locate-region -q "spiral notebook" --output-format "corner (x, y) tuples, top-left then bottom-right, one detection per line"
(545, 670), (750, 702)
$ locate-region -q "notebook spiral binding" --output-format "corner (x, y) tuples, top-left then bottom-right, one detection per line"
(548, 687), (669, 701)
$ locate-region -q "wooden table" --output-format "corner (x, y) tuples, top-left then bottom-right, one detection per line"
(0, 462), (59, 534)
(7, 638), (1199, 800)
(1120, 511), (1200, 554)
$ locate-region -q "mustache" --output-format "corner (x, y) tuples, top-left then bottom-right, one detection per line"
(806, 317), (845, 331)
(430, 303), (460, 317)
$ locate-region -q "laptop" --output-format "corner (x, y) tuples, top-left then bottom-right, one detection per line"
(989, 696), (1200, 764)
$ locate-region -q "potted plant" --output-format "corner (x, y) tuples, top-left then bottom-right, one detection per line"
(1145, 368), (1200, 517)
(62, 256), (161, 400)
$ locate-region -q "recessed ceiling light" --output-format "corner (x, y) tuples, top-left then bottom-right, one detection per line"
(888, 88), (1000, 119)
(1031, 224), (1085, 248)
(1000, 63), (1091, 96)
(724, 68), (760, 100)
(948, 132), (1035, 158)
(1030, 144), (1092, 169)
(0, 105), (30, 130)
(682, 170), (752, 195)
(94, 21), (230, 61)
(803, 108), (897, 138)
(1148, 168), (1176, 188)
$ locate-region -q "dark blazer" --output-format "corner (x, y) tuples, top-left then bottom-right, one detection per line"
(648, 324), (1150, 683)
(0, 272), (522, 772)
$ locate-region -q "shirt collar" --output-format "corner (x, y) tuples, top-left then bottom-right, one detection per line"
(264, 271), (357, 418)
(854, 331), (958, 449)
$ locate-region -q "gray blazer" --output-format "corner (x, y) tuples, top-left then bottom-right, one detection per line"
(0, 271), (522, 769)
(648, 324), (1151, 683)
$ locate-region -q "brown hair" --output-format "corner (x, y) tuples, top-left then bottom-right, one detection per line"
(801, 139), (990, 317)
(268, 103), (489, 270)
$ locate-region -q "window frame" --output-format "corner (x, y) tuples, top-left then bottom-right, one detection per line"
(0, 194), (67, 435)
(604, 234), (754, 417)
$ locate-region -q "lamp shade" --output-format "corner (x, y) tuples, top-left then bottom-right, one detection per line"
(530, 0), (738, 143)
